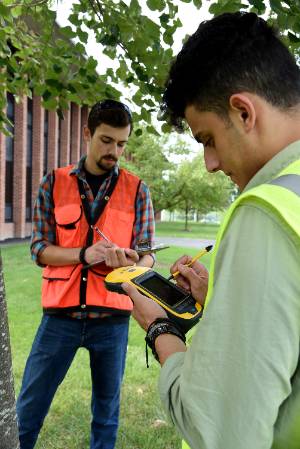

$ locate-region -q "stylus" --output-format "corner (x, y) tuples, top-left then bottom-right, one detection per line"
(168, 244), (213, 280)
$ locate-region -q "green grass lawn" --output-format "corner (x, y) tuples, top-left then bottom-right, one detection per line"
(155, 220), (219, 240)
(1, 225), (215, 449)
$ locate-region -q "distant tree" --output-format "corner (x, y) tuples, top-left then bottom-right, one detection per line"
(122, 129), (189, 214)
(0, 253), (19, 449)
(173, 154), (232, 230)
(1, 0), (300, 133)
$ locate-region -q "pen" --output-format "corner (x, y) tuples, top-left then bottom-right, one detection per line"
(81, 226), (112, 270)
(168, 244), (213, 280)
(91, 225), (112, 243)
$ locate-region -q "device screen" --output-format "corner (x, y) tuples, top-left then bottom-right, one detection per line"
(136, 273), (188, 306)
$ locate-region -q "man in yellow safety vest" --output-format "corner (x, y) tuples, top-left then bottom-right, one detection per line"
(123, 11), (300, 449)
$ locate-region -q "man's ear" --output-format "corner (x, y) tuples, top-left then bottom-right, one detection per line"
(83, 125), (91, 142)
(229, 93), (256, 132)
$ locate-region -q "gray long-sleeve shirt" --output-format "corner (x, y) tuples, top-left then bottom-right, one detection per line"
(159, 141), (300, 449)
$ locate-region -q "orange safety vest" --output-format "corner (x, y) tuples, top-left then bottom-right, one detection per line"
(41, 165), (141, 313)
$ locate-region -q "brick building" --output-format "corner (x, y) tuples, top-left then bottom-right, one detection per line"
(0, 93), (89, 241)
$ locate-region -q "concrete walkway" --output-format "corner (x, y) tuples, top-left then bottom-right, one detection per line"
(154, 236), (215, 249)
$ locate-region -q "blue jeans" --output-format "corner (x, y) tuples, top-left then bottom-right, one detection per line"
(16, 314), (129, 449)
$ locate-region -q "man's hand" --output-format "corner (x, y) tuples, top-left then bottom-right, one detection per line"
(84, 240), (115, 265)
(122, 282), (167, 331)
(170, 255), (209, 306)
(85, 241), (139, 268)
(105, 247), (139, 268)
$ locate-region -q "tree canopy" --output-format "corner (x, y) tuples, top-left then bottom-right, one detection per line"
(169, 154), (233, 229)
(1, 0), (300, 134)
(121, 131), (232, 219)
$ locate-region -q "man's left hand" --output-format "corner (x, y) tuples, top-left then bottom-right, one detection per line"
(122, 282), (167, 331)
(105, 247), (139, 268)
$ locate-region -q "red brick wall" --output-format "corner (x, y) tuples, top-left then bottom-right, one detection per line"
(0, 97), (88, 241)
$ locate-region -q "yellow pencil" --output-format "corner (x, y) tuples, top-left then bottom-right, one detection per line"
(168, 244), (213, 280)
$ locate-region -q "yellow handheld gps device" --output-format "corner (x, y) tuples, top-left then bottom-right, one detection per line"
(105, 266), (202, 332)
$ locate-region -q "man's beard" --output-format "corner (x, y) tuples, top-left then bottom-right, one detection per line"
(96, 155), (117, 172)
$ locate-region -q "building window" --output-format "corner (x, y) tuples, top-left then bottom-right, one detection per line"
(26, 98), (33, 222)
(43, 110), (48, 175)
(5, 93), (14, 223)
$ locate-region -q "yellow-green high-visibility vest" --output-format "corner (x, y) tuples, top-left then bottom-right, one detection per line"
(182, 158), (300, 449)
(205, 158), (300, 309)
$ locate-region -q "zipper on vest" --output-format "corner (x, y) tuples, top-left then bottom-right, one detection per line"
(79, 225), (93, 308)
(77, 173), (119, 308)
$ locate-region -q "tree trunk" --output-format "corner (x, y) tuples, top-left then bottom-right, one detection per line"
(184, 203), (189, 231)
(0, 253), (20, 449)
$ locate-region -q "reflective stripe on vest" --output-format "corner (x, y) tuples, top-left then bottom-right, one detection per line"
(205, 159), (300, 310)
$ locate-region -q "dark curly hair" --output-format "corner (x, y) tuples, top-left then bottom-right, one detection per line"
(162, 12), (300, 131)
(88, 99), (133, 136)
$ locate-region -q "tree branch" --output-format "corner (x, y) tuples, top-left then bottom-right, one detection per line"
(8, 0), (48, 7)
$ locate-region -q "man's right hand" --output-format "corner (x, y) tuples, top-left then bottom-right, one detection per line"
(170, 255), (209, 306)
(84, 240), (115, 265)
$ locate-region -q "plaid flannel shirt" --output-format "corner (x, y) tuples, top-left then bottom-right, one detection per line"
(31, 156), (155, 264)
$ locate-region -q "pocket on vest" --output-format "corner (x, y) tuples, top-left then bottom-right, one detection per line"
(54, 204), (83, 246)
(55, 204), (82, 227)
(42, 265), (77, 281)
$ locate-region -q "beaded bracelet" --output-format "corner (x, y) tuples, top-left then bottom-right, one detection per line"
(145, 317), (186, 367)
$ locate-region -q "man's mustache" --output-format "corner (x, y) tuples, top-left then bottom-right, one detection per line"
(101, 155), (118, 162)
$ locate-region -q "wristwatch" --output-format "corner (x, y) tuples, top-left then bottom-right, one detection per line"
(145, 318), (186, 366)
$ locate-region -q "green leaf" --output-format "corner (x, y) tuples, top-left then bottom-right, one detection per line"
(0, 4), (10, 17)
(68, 13), (81, 26)
(11, 6), (22, 18)
(45, 79), (64, 91)
(161, 122), (171, 133)
(193, 0), (202, 6)
(146, 125), (160, 136)
(135, 128), (143, 136)
(77, 29), (89, 44)
(248, 0), (266, 13)
(146, 0), (165, 11)
(209, 0), (246, 14)
(269, 0), (286, 13)
(60, 26), (76, 39)
(53, 64), (63, 74)
(56, 108), (65, 120)
(42, 90), (52, 101)
(163, 31), (174, 45)
(42, 97), (58, 110)
(288, 31), (300, 43)
(160, 13), (170, 24)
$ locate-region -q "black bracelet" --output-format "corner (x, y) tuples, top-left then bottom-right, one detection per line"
(145, 318), (186, 367)
(79, 246), (88, 265)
